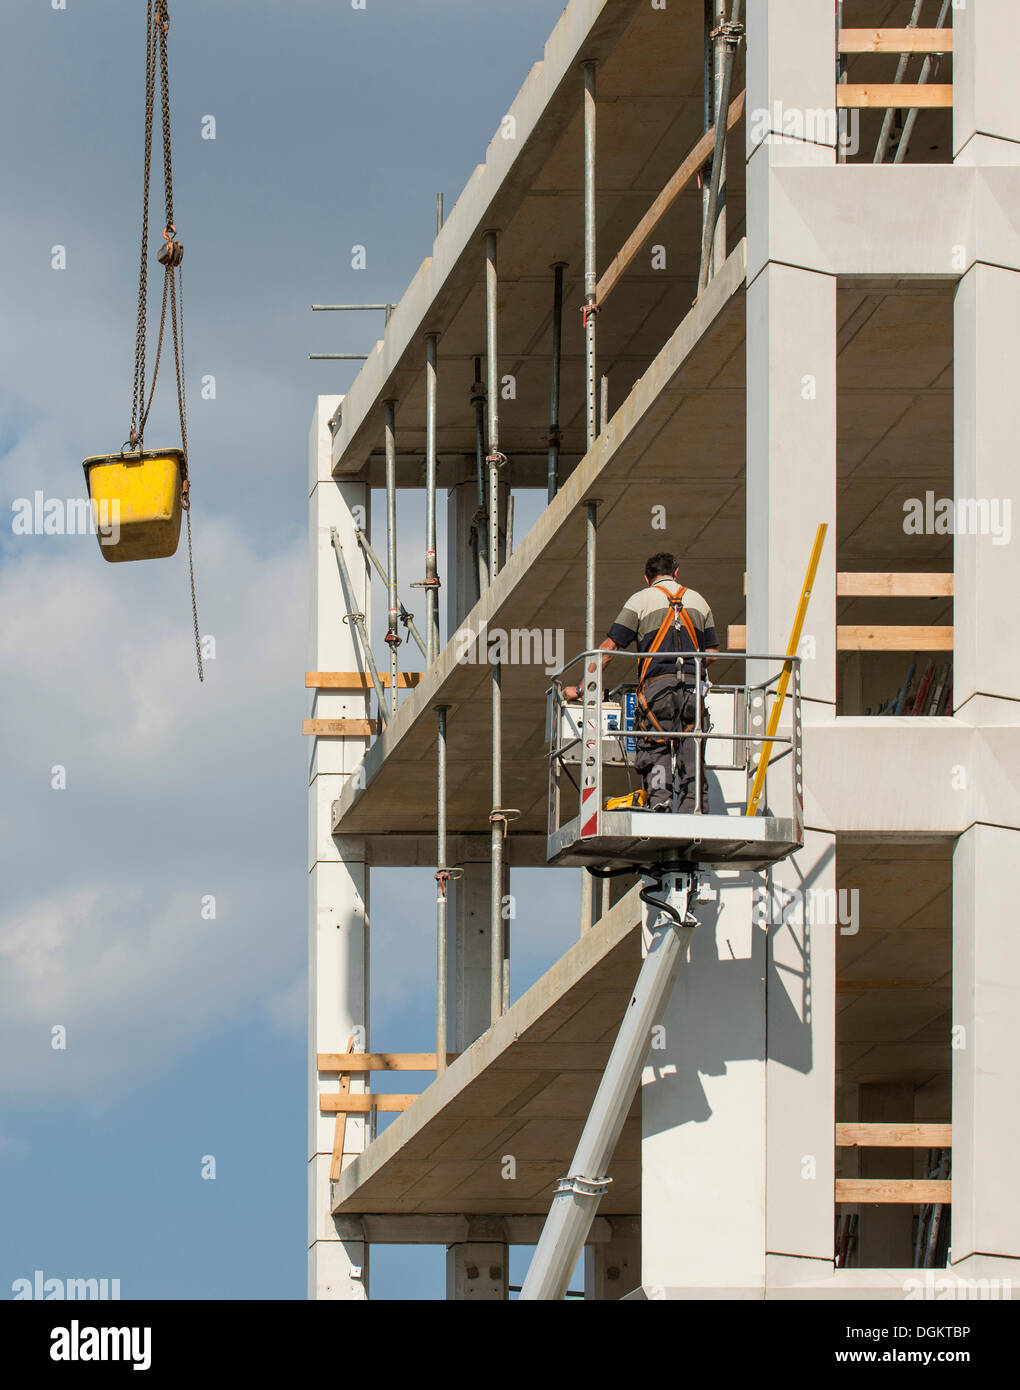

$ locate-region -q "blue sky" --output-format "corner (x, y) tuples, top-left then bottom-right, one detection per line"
(0, 0), (583, 1300)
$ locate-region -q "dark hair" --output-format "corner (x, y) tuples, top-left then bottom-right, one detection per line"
(644, 552), (678, 582)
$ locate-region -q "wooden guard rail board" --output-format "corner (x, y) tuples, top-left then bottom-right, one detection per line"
(318, 1052), (457, 1071)
(835, 1178), (952, 1204)
(302, 719), (378, 737)
(727, 626), (953, 653)
(729, 573), (953, 653)
(306, 672), (423, 689)
(838, 29), (955, 55)
(835, 1122), (951, 1205)
(322, 1051), (456, 1181)
(838, 84), (952, 109)
(837, 28), (953, 110)
(837, 1123), (952, 1148)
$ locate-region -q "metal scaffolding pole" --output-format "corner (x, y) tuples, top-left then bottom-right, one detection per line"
(384, 400), (400, 716)
(485, 229), (506, 1025)
(580, 500), (599, 934)
(485, 232), (503, 582)
(711, 1), (729, 273)
(471, 356), (489, 595)
(424, 334), (441, 664)
(894, 0), (952, 166)
(355, 528), (427, 659)
(583, 61), (598, 451)
(697, 1), (742, 295)
(873, 0), (925, 164)
(703, 0), (714, 226)
(436, 706), (449, 1076)
(836, 0), (848, 163)
(547, 262), (566, 502)
(311, 304), (395, 313)
(329, 526), (387, 729)
(490, 660), (504, 1025)
(521, 872), (696, 1300)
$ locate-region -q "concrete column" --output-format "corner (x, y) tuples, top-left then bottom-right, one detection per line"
(745, 263), (837, 709)
(308, 396), (372, 1300)
(585, 1234), (640, 1300)
(950, 31), (1020, 1281)
(451, 860), (495, 1052)
(745, 0), (836, 708)
(745, 0), (837, 164)
(641, 872), (765, 1292)
(765, 830), (837, 1274)
(446, 477), (481, 632)
(632, 5), (844, 1299)
(953, 0), (1020, 164)
(446, 473), (509, 635)
(445, 1243), (508, 1300)
(953, 264), (1020, 714)
(952, 825), (1020, 1272)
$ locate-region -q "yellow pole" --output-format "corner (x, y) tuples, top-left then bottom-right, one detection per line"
(746, 523), (828, 816)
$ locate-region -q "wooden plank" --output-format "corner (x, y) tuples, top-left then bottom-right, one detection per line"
(318, 1052), (455, 1072)
(596, 89), (745, 307)
(836, 1178), (952, 1204)
(302, 718), (378, 737)
(320, 1094), (417, 1113)
(837, 84), (953, 109)
(836, 1123), (952, 1148)
(306, 671), (423, 689)
(727, 625), (953, 652)
(837, 572), (953, 598)
(837, 980), (951, 993)
(838, 28), (955, 55)
(329, 1036), (355, 1183)
(837, 625), (954, 652)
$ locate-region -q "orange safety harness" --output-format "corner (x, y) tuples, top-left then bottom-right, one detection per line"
(635, 583), (702, 735)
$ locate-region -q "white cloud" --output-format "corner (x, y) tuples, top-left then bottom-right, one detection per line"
(0, 517), (307, 1104)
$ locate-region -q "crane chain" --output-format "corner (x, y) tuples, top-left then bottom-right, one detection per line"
(127, 2), (204, 682)
(129, 0), (158, 451)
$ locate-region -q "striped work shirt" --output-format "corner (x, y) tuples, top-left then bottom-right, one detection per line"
(607, 579), (718, 683)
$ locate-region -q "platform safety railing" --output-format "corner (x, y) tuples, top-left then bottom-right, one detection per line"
(546, 648), (803, 847)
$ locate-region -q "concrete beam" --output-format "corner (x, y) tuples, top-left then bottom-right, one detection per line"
(331, 1214), (638, 1245)
(803, 720), (1020, 837)
(330, 885), (643, 1216)
(748, 166), (1020, 284)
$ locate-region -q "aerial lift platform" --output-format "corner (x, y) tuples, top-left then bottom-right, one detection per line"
(521, 528), (823, 1299)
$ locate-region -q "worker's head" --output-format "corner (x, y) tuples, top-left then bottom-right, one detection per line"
(644, 552), (679, 585)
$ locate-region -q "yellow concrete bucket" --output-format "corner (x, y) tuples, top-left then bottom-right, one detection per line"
(82, 449), (184, 563)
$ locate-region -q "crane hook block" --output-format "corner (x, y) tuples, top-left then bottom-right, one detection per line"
(82, 448), (185, 562)
(157, 238), (184, 268)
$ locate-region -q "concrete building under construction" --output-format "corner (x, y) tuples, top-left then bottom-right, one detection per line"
(307, 0), (1020, 1299)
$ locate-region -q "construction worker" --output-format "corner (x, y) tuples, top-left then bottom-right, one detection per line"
(564, 553), (719, 813)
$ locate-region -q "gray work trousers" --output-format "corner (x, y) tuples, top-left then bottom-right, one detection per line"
(633, 674), (709, 813)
